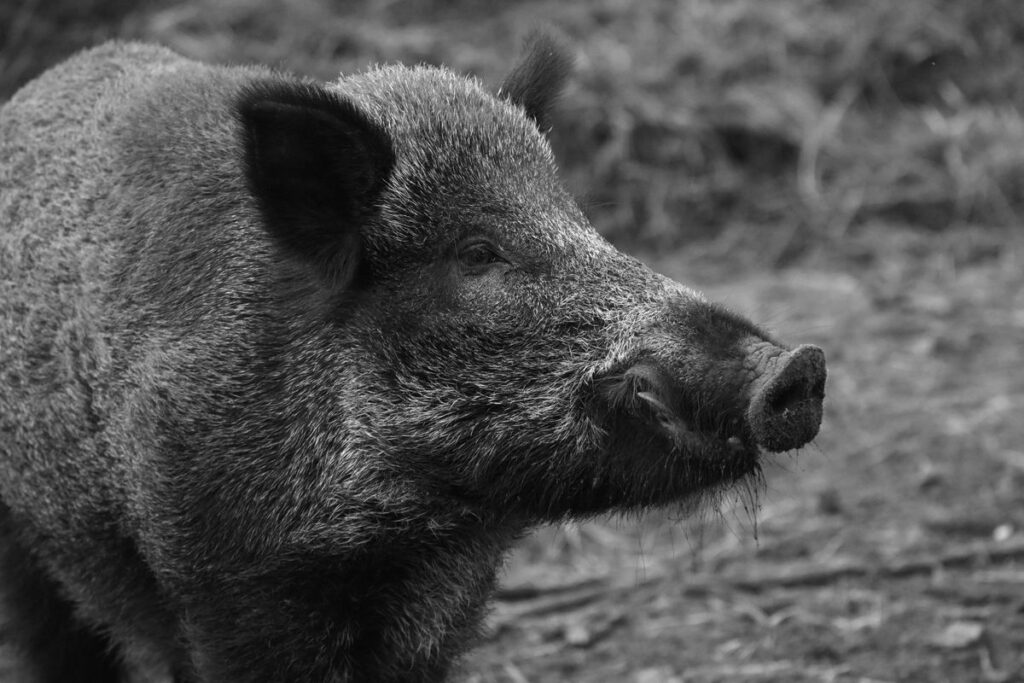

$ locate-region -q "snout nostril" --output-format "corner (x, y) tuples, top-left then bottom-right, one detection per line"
(764, 344), (827, 416)
(748, 343), (826, 453)
(767, 381), (808, 416)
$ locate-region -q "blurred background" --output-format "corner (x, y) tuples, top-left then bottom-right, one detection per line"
(2, 0), (1023, 681)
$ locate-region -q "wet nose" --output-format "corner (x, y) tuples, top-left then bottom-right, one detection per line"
(747, 344), (826, 452)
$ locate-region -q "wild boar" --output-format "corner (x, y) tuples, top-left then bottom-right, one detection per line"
(0, 36), (825, 682)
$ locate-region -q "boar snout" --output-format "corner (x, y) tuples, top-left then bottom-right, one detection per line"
(746, 343), (826, 453)
(594, 328), (826, 480)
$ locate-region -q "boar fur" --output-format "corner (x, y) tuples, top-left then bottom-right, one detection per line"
(0, 35), (825, 682)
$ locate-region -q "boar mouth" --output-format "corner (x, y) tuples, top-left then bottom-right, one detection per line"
(595, 362), (763, 485)
(636, 387), (758, 462)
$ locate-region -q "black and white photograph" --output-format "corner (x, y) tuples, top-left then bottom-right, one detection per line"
(1, 1), (1022, 681)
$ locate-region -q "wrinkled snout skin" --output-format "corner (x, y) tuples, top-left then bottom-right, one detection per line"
(0, 39), (825, 682)
(615, 288), (827, 457)
(569, 277), (827, 513)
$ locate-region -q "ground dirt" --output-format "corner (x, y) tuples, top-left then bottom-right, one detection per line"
(2, 0), (1022, 681)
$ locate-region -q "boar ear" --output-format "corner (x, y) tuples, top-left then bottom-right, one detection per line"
(238, 80), (394, 289)
(499, 31), (573, 132)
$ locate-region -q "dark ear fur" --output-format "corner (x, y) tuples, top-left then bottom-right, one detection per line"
(237, 80), (394, 289)
(499, 31), (573, 131)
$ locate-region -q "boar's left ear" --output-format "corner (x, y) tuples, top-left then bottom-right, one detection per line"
(499, 31), (573, 132)
(238, 80), (394, 289)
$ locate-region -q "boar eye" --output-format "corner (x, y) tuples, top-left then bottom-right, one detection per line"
(457, 240), (505, 275)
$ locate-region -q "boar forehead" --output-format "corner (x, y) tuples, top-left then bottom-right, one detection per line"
(330, 65), (708, 356)
(330, 66), (608, 260)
